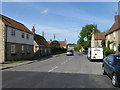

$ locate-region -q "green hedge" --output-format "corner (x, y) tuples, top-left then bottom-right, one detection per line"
(51, 46), (67, 54)
(103, 47), (116, 56)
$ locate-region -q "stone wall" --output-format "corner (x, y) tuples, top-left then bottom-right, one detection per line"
(6, 42), (34, 61)
(0, 20), (5, 63)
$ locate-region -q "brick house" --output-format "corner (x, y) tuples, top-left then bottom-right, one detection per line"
(0, 15), (34, 63)
(105, 15), (120, 51)
(91, 29), (106, 47)
(32, 27), (51, 57)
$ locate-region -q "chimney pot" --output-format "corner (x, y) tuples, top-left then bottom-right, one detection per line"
(114, 15), (120, 22)
(42, 32), (44, 37)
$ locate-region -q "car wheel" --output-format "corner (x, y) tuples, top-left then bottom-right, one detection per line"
(112, 73), (119, 87)
(102, 66), (106, 75)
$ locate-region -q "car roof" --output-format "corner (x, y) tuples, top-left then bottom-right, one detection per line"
(109, 54), (120, 57)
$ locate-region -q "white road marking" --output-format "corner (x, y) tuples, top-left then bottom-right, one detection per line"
(61, 60), (68, 65)
(61, 57), (73, 65)
(48, 66), (58, 72)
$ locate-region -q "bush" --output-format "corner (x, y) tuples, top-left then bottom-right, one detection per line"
(118, 43), (120, 52)
(51, 46), (67, 54)
(103, 47), (115, 56)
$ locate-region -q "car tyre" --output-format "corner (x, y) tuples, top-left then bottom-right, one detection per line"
(112, 73), (119, 87)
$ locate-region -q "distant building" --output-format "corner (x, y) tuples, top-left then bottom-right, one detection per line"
(105, 15), (120, 51)
(48, 40), (67, 48)
(67, 44), (76, 50)
(33, 27), (51, 57)
(0, 15), (34, 63)
(91, 28), (106, 47)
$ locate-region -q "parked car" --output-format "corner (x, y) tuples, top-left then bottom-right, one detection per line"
(102, 54), (120, 87)
(82, 50), (87, 54)
(66, 50), (74, 56)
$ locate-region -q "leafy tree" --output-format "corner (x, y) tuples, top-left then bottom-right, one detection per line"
(78, 24), (100, 50)
(118, 43), (120, 52)
(107, 41), (114, 49)
(101, 39), (106, 47)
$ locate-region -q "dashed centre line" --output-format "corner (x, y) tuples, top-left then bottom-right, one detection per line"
(48, 66), (58, 72)
(61, 60), (68, 65)
(48, 57), (74, 72)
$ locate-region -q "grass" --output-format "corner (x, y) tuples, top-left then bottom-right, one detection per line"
(5, 60), (33, 63)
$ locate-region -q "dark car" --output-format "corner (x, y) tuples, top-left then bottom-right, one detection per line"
(82, 50), (87, 54)
(102, 54), (120, 87)
(66, 50), (74, 56)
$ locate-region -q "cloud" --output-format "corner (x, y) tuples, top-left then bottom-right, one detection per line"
(41, 9), (48, 14)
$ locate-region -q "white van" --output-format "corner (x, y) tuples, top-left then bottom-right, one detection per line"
(87, 47), (103, 61)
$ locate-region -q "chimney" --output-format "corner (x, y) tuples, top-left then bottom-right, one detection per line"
(92, 28), (95, 34)
(32, 26), (35, 34)
(42, 32), (44, 37)
(114, 12), (120, 22)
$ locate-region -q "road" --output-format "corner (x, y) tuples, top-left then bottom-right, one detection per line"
(2, 52), (120, 88)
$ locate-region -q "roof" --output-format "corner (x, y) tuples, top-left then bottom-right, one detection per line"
(34, 34), (49, 47)
(48, 41), (66, 47)
(105, 17), (120, 36)
(94, 32), (106, 40)
(58, 41), (66, 47)
(1, 14), (33, 34)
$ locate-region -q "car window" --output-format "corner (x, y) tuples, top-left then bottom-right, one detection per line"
(107, 55), (114, 62)
(115, 56), (120, 66)
(116, 56), (120, 60)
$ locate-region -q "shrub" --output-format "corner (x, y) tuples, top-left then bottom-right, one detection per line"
(103, 47), (115, 56)
(51, 46), (67, 54)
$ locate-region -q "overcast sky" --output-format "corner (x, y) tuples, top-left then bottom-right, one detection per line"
(1, 2), (119, 44)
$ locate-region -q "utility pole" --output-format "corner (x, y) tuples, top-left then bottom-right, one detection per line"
(54, 33), (56, 41)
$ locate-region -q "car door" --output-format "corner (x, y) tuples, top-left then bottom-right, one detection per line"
(103, 56), (109, 74)
(107, 56), (114, 77)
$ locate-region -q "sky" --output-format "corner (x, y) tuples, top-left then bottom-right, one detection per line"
(1, 1), (119, 44)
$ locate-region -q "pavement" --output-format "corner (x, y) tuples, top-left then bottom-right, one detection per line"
(2, 52), (120, 88)
(0, 53), (65, 70)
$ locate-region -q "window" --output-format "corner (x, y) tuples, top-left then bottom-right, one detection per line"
(21, 45), (25, 53)
(107, 56), (114, 62)
(27, 47), (30, 54)
(21, 32), (25, 38)
(11, 29), (15, 36)
(26, 34), (29, 39)
(113, 32), (116, 38)
(11, 45), (16, 54)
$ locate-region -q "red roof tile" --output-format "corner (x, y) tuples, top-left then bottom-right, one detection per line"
(106, 17), (120, 35)
(47, 41), (66, 47)
(1, 14), (33, 34)
(58, 41), (66, 47)
(94, 32), (106, 40)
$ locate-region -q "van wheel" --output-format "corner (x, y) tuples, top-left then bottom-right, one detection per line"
(112, 73), (119, 87)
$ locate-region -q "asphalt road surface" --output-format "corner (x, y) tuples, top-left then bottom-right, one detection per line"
(2, 52), (120, 88)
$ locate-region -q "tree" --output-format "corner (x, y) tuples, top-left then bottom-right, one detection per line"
(78, 24), (100, 50)
(118, 43), (120, 52)
(107, 41), (114, 49)
(101, 39), (106, 47)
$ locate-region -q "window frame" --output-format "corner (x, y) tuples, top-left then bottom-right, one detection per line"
(11, 29), (16, 36)
(21, 32), (25, 38)
(11, 44), (16, 54)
